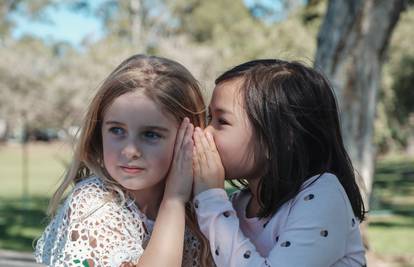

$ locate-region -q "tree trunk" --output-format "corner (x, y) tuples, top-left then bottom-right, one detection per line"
(314, 0), (405, 247)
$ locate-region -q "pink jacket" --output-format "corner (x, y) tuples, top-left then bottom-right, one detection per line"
(194, 173), (366, 267)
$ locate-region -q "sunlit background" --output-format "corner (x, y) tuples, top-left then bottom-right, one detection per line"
(0, 0), (413, 266)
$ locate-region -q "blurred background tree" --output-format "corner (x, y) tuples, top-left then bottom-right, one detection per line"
(0, 0), (413, 264)
(314, 0), (407, 248)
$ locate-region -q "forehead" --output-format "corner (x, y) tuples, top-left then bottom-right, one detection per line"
(210, 78), (244, 111)
(103, 91), (178, 128)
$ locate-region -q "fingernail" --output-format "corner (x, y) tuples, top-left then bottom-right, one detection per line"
(184, 117), (189, 123)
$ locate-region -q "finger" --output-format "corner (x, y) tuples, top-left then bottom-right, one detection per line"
(205, 131), (218, 152)
(194, 127), (208, 164)
(198, 130), (215, 167)
(177, 139), (193, 187)
(175, 123), (193, 175)
(182, 125), (194, 164)
(185, 140), (194, 162)
(183, 123), (194, 147)
(193, 146), (201, 179)
(174, 117), (189, 155)
(183, 123), (194, 163)
(205, 131), (223, 164)
(182, 140), (194, 171)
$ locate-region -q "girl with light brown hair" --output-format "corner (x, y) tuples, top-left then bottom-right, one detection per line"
(35, 54), (213, 267)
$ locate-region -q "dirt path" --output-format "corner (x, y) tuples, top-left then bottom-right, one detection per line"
(367, 251), (414, 267)
(0, 250), (43, 267)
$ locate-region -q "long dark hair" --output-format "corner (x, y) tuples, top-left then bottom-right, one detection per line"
(216, 59), (366, 221)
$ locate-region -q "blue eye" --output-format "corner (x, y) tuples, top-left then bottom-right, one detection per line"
(144, 131), (161, 140)
(109, 127), (125, 136)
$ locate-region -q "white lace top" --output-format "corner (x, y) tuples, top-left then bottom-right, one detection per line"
(35, 176), (202, 267)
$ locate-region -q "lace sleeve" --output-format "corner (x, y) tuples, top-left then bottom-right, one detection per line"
(35, 178), (149, 267)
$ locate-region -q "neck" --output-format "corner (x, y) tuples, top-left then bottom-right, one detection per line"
(246, 178), (261, 218)
(128, 180), (165, 221)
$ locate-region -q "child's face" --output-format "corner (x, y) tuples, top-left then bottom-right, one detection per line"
(206, 78), (256, 180)
(101, 91), (178, 192)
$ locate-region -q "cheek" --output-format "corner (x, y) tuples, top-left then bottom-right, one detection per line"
(157, 147), (174, 166)
(102, 149), (119, 179)
(211, 133), (227, 158)
(215, 130), (247, 157)
(102, 136), (118, 165)
(213, 132), (240, 169)
(214, 130), (256, 178)
(150, 139), (175, 171)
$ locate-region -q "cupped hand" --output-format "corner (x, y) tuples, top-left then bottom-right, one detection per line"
(164, 117), (194, 203)
(193, 127), (225, 196)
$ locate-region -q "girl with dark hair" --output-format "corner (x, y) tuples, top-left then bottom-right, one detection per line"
(191, 59), (367, 266)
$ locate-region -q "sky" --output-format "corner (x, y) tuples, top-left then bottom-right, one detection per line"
(10, 0), (285, 47)
(11, 1), (104, 47)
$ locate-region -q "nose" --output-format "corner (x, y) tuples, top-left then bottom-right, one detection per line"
(122, 141), (142, 160)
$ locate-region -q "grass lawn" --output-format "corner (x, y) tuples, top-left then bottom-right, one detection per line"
(0, 142), (72, 251)
(368, 156), (414, 264)
(0, 142), (71, 198)
(0, 142), (413, 265)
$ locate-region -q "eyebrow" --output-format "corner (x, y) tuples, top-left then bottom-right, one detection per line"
(104, 121), (171, 132)
(209, 106), (233, 115)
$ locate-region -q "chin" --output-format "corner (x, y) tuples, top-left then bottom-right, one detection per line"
(119, 183), (143, 191)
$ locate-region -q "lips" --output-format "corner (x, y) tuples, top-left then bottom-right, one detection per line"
(120, 166), (144, 174)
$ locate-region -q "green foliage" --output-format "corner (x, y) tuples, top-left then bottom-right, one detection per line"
(169, 0), (319, 72)
(376, 6), (414, 153)
(392, 56), (414, 124)
(368, 157), (414, 260)
(172, 0), (255, 43)
(0, 197), (49, 251)
(0, 0), (413, 153)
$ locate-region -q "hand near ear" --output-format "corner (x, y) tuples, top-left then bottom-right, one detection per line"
(139, 117), (194, 267)
(164, 117), (194, 203)
(193, 127), (225, 196)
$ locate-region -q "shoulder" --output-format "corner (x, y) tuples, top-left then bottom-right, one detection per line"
(266, 174), (365, 266)
(70, 177), (111, 204)
(72, 176), (109, 197)
(65, 176), (120, 221)
(287, 173), (353, 227)
(296, 173), (348, 203)
(36, 177), (148, 266)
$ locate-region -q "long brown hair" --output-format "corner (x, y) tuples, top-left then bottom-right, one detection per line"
(49, 54), (212, 266)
